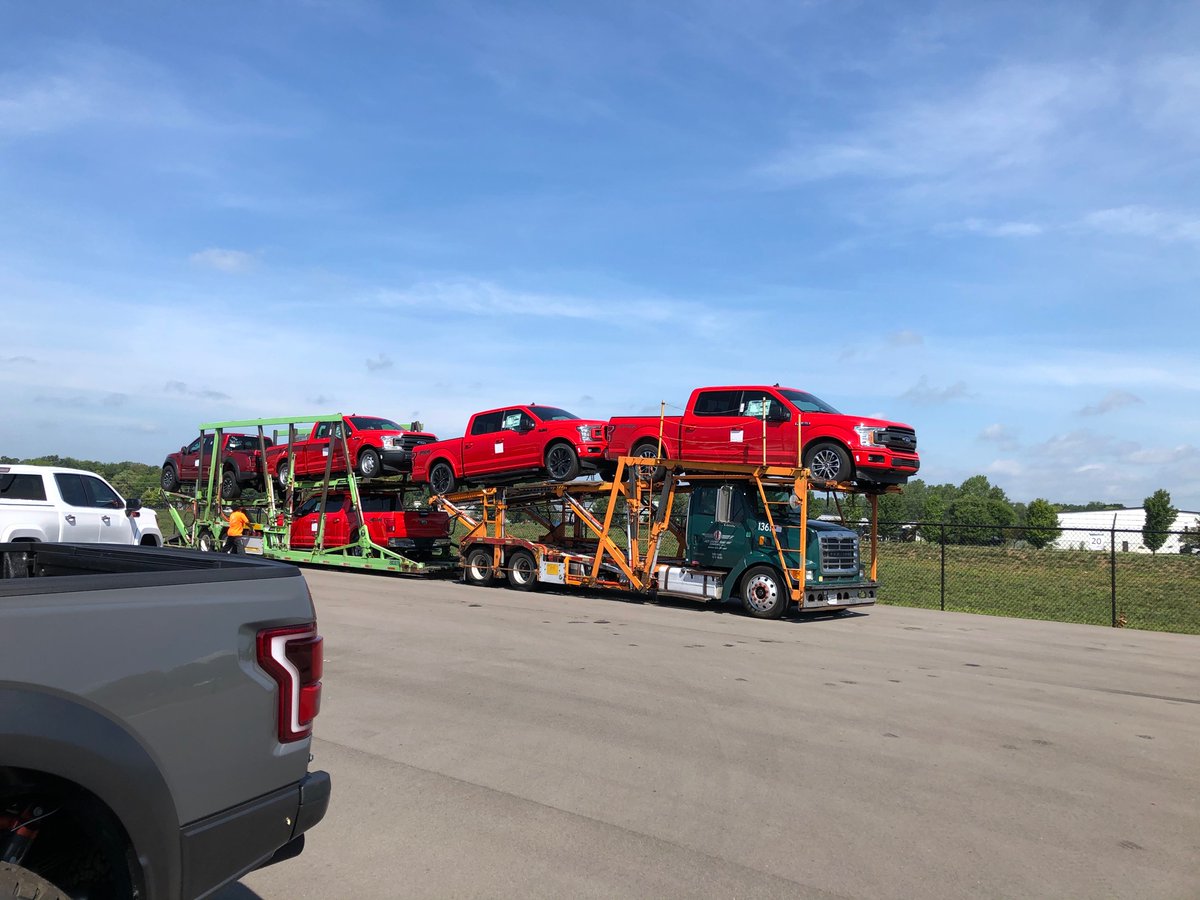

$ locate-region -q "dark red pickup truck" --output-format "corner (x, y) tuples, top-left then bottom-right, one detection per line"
(161, 432), (272, 499)
(605, 385), (919, 486)
(289, 489), (453, 559)
(411, 405), (608, 494)
(266, 416), (437, 486)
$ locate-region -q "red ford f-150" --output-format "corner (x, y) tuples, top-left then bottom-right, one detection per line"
(161, 432), (273, 499)
(605, 385), (919, 486)
(266, 416), (437, 486)
(411, 405), (608, 494)
(289, 489), (453, 559)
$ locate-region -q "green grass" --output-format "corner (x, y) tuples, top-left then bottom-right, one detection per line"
(877, 543), (1200, 634)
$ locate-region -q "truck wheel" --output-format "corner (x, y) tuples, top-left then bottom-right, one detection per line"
(545, 443), (581, 482)
(161, 463), (180, 492)
(804, 442), (852, 485)
(276, 461), (290, 490)
(632, 441), (667, 481)
(464, 547), (495, 585)
(430, 461), (457, 495)
(506, 550), (538, 591)
(0, 862), (70, 900)
(358, 447), (382, 479)
(740, 565), (788, 619)
(220, 468), (242, 499)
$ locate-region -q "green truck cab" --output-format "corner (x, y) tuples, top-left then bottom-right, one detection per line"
(657, 482), (877, 618)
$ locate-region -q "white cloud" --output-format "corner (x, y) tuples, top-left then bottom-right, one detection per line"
(953, 218), (1045, 237)
(887, 329), (924, 346)
(900, 377), (971, 406)
(979, 423), (1019, 451)
(1078, 390), (1143, 416)
(1080, 206), (1200, 243)
(189, 248), (256, 273)
(365, 353), (394, 373)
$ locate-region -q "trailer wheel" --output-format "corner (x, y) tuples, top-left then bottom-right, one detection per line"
(0, 863), (70, 900)
(632, 441), (667, 481)
(161, 463), (180, 492)
(803, 442), (852, 485)
(220, 468), (242, 499)
(464, 547), (495, 585)
(545, 443), (581, 482)
(430, 461), (457, 495)
(198, 531), (217, 552)
(506, 550), (538, 591)
(358, 447), (382, 479)
(740, 565), (788, 619)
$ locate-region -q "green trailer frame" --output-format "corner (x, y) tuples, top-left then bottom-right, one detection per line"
(163, 414), (455, 574)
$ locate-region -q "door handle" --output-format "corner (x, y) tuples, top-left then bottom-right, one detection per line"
(102, 515), (112, 524)
(464, 442), (474, 448)
(65, 514), (76, 525)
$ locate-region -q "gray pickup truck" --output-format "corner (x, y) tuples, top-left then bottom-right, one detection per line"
(0, 543), (331, 899)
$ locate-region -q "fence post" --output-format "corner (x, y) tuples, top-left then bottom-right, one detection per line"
(1110, 514), (1117, 627)
(940, 522), (946, 612)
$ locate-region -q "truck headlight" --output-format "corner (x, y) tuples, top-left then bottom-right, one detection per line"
(853, 425), (878, 447)
(576, 425), (592, 440)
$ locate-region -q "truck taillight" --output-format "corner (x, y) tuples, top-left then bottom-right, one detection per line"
(256, 624), (324, 743)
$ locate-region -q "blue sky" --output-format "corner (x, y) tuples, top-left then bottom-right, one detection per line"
(2, 0), (1198, 508)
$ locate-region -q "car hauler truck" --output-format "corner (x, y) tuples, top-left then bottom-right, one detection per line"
(432, 455), (889, 618)
(163, 415), (455, 575)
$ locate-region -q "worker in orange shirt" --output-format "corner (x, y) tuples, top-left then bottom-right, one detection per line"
(223, 505), (251, 554)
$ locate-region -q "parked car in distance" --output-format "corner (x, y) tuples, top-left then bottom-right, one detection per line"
(266, 416), (437, 486)
(411, 405), (609, 494)
(605, 385), (919, 487)
(161, 432), (273, 498)
(289, 489), (452, 559)
(0, 464), (162, 545)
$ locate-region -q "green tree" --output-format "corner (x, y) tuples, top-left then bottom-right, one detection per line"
(1023, 498), (1061, 549)
(1142, 489), (1177, 554)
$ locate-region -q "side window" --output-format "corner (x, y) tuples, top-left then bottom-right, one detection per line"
(0, 474), (48, 501)
(470, 412), (504, 435)
(202, 436), (214, 453)
(741, 391), (789, 421)
(692, 390), (741, 417)
(54, 474), (88, 507)
(315, 423), (330, 439)
(297, 497), (321, 516)
(715, 485), (735, 524)
(501, 409), (525, 431)
(185, 438), (202, 454)
(83, 476), (122, 508)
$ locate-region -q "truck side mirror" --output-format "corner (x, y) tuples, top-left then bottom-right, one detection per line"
(125, 498), (142, 513)
(768, 407), (791, 423)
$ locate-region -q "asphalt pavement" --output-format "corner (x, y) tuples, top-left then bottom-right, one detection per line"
(219, 569), (1200, 899)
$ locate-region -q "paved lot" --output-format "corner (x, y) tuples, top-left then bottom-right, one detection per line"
(221, 569), (1200, 899)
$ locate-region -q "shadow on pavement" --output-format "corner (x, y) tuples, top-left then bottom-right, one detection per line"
(211, 883), (265, 900)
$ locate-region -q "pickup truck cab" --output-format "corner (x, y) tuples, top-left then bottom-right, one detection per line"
(411, 405), (608, 494)
(605, 385), (919, 487)
(161, 432), (273, 499)
(0, 465), (162, 545)
(290, 489), (453, 559)
(267, 416), (437, 486)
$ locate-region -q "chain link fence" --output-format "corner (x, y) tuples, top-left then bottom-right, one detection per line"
(874, 523), (1200, 634)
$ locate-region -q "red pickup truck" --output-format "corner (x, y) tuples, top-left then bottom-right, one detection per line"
(605, 385), (919, 486)
(289, 489), (452, 559)
(161, 432), (272, 499)
(266, 416), (437, 486)
(411, 405), (608, 494)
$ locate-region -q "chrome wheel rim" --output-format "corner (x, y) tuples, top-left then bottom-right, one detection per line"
(810, 449), (842, 481)
(512, 555), (534, 584)
(745, 574), (779, 613)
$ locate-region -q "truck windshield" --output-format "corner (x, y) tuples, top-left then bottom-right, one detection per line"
(776, 389), (841, 414)
(349, 417), (403, 431)
(528, 406), (579, 421)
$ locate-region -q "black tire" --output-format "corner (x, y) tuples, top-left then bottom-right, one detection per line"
(740, 565), (788, 619)
(545, 443), (581, 482)
(0, 862), (71, 900)
(506, 549), (538, 591)
(632, 441), (667, 481)
(803, 441), (852, 485)
(160, 464), (180, 492)
(429, 460), (457, 495)
(198, 531), (216, 552)
(464, 546), (495, 585)
(597, 461), (619, 482)
(220, 468), (242, 499)
(358, 447), (382, 479)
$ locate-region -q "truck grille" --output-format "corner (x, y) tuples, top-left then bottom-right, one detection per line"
(877, 427), (917, 453)
(399, 435), (434, 451)
(819, 535), (859, 575)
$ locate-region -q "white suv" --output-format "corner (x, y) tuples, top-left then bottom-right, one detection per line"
(0, 465), (162, 546)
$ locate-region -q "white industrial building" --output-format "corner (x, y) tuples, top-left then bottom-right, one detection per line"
(1052, 509), (1200, 553)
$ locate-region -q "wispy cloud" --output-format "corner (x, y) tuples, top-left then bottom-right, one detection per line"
(1080, 206), (1200, 243)
(164, 381), (231, 401)
(979, 423), (1019, 451)
(0, 355), (36, 364)
(887, 329), (924, 346)
(189, 247), (257, 273)
(949, 218), (1044, 237)
(900, 377), (971, 405)
(364, 353), (393, 373)
(1078, 390), (1143, 416)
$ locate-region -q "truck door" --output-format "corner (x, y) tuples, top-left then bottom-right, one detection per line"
(738, 389), (797, 466)
(308, 421), (348, 476)
(178, 437), (204, 483)
(85, 476), (135, 543)
(687, 389), (744, 463)
(463, 411), (504, 477)
(686, 484), (753, 568)
(499, 408), (539, 471)
(51, 473), (103, 541)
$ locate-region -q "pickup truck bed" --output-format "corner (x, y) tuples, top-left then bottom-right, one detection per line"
(0, 544), (330, 900)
